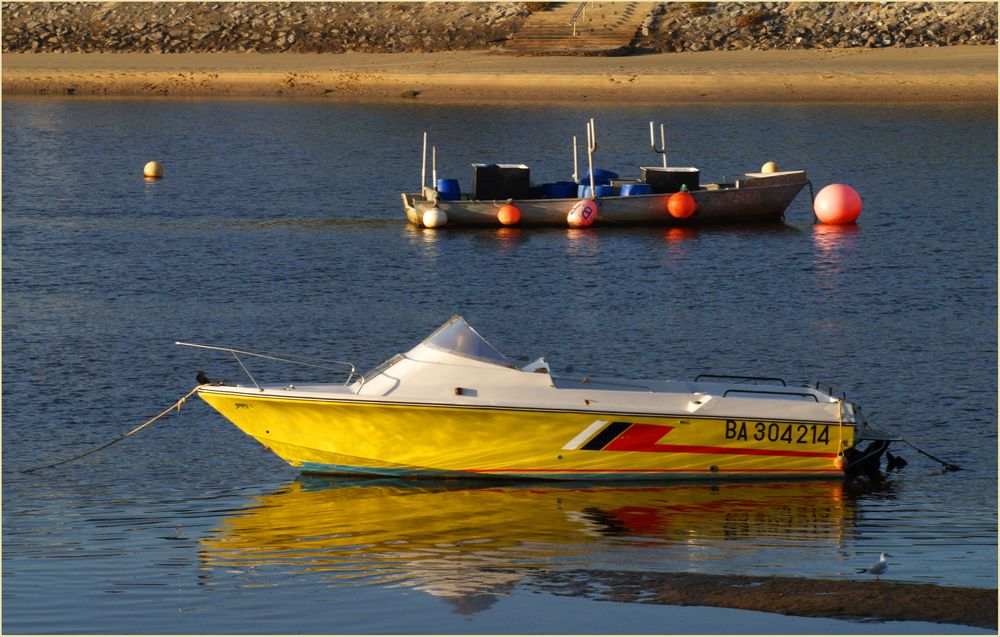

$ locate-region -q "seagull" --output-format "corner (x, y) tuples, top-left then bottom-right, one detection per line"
(857, 552), (891, 581)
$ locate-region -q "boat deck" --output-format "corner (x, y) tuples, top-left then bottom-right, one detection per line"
(403, 170), (808, 228)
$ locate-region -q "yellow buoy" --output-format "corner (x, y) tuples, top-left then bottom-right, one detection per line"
(761, 161), (780, 174)
(143, 161), (164, 179)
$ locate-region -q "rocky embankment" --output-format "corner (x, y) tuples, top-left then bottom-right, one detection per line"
(636, 2), (997, 52)
(1, 1), (996, 55)
(0, 2), (531, 54)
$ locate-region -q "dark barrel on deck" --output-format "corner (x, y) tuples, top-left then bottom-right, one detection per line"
(641, 167), (700, 193)
(471, 164), (530, 200)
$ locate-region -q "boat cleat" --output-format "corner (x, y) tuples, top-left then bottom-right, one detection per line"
(686, 393), (712, 412)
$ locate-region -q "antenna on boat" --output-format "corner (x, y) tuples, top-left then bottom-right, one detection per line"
(421, 131), (428, 194)
(650, 121), (667, 168)
(572, 135), (579, 183)
(586, 118), (597, 199)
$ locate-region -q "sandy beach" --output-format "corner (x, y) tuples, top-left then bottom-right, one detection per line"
(3, 46), (996, 101)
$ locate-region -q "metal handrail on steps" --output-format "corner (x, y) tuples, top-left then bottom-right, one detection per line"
(570, 1), (588, 36)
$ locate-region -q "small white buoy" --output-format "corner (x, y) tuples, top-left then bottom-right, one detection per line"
(143, 161), (164, 179)
(422, 207), (447, 228)
(761, 161), (780, 173)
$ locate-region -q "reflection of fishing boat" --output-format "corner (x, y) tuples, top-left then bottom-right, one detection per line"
(182, 316), (892, 479)
(200, 478), (853, 610)
(401, 120), (809, 228)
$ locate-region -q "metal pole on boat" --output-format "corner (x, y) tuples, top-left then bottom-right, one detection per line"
(432, 145), (437, 188)
(660, 123), (667, 168)
(650, 121), (667, 168)
(421, 131), (427, 193)
(587, 118), (596, 199)
(572, 135), (579, 183)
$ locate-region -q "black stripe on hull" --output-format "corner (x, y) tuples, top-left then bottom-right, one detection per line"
(581, 421), (632, 451)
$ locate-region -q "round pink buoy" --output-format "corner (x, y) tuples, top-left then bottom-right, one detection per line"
(814, 184), (862, 224)
(567, 199), (598, 228)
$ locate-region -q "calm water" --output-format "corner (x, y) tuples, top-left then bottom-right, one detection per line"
(3, 98), (996, 634)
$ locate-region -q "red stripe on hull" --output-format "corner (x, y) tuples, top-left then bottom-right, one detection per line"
(598, 423), (834, 459)
(464, 468), (843, 474)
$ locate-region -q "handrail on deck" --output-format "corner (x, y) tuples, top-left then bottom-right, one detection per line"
(722, 388), (819, 402)
(176, 341), (359, 392)
(695, 374), (787, 386)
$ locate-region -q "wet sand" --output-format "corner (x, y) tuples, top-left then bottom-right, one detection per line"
(3, 46), (996, 102)
(534, 569), (998, 630)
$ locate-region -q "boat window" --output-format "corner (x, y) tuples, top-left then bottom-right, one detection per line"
(419, 316), (514, 368)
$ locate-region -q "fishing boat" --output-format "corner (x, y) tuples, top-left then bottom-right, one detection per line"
(180, 316), (892, 480)
(402, 120), (810, 228)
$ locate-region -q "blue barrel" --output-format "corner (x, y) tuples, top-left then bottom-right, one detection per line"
(543, 181), (577, 199)
(593, 168), (619, 185)
(578, 169), (619, 187)
(578, 184), (592, 198)
(436, 178), (460, 201)
(621, 183), (654, 196)
(594, 185), (616, 197)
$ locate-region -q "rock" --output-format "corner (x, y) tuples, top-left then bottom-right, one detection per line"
(1, 1), (995, 55)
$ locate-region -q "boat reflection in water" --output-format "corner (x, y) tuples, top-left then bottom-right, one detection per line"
(200, 478), (865, 614)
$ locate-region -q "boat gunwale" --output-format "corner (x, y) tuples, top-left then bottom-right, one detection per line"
(403, 170), (808, 208)
(195, 385), (854, 428)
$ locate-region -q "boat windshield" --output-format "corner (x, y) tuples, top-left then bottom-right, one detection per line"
(418, 316), (514, 368)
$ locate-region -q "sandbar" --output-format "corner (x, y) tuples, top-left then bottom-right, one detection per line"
(3, 46), (996, 102)
(532, 569), (998, 630)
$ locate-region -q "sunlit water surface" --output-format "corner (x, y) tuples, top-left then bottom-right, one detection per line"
(3, 98), (996, 633)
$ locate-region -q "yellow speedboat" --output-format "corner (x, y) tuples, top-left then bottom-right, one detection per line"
(181, 316), (891, 479)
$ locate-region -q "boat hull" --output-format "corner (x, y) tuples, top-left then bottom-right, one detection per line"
(403, 171), (808, 228)
(198, 389), (853, 480)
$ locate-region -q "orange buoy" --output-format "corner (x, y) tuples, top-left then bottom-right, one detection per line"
(567, 199), (598, 228)
(667, 187), (697, 219)
(833, 455), (846, 471)
(814, 184), (862, 224)
(497, 204), (521, 226)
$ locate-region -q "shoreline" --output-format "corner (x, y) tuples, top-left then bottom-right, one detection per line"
(3, 47), (996, 102)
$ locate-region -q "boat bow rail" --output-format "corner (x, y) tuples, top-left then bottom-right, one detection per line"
(176, 342), (360, 391)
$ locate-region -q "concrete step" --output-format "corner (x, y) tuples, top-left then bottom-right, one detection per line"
(504, 1), (657, 54)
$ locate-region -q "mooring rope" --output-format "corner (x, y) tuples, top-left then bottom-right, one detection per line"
(899, 438), (962, 472)
(868, 419), (963, 472)
(20, 386), (202, 474)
